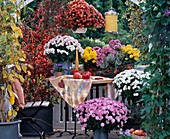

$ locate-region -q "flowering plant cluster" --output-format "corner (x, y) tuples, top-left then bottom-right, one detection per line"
(54, 0), (105, 31)
(121, 44), (141, 63)
(44, 35), (84, 63)
(82, 46), (97, 71)
(53, 64), (68, 73)
(93, 39), (124, 67)
(113, 69), (150, 104)
(119, 129), (132, 139)
(74, 97), (130, 132)
(83, 46), (97, 63)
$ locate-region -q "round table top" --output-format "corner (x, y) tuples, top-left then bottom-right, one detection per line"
(46, 75), (114, 85)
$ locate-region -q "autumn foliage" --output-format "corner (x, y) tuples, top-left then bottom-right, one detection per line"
(21, 1), (65, 102)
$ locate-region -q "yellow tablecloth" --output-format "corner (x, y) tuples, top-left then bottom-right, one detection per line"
(49, 75), (118, 107)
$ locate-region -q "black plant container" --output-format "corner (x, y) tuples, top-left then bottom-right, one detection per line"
(16, 104), (54, 136)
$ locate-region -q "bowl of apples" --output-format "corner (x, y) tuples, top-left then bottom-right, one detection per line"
(130, 128), (149, 139)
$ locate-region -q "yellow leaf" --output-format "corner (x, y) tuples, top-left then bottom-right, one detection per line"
(8, 110), (12, 117)
(6, 116), (10, 122)
(1, 86), (5, 90)
(12, 110), (17, 117)
(15, 64), (21, 71)
(9, 96), (15, 105)
(19, 75), (25, 82)
(19, 58), (25, 62)
(28, 64), (34, 69)
(10, 0), (16, 2)
(11, 25), (22, 38)
(17, 51), (23, 57)
(16, 107), (19, 111)
(14, 40), (20, 47)
(27, 71), (31, 76)
(7, 84), (13, 96)
(14, 55), (19, 62)
(8, 74), (15, 82)
(3, 70), (8, 79)
(22, 64), (27, 73)
(11, 70), (18, 78)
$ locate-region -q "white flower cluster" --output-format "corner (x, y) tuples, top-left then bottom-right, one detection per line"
(43, 35), (84, 56)
(113, 69), (150, 96)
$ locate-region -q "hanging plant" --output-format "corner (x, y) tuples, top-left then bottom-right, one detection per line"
(54, 0), (105, 31)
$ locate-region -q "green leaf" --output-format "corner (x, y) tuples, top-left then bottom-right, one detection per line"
(156, 12), (161, 18)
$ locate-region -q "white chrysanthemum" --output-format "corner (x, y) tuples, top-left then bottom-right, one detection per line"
(133, 93), (139, 96)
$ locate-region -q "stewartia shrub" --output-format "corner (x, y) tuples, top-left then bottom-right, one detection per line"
(74, 97), (131, 132)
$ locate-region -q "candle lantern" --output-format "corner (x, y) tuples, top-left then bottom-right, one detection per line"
(105, 0), (119, 33)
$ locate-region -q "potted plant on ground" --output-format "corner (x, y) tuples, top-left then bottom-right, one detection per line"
(54, 0), (105, 33)
(0, 0), (30, 138)
(74, 97), (131, 139)
(112, 69), (150, 129)
(17, 73), (59, 136)
(44, 35), (84, 75)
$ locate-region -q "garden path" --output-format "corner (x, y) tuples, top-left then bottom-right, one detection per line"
(21, 130), (119, 139)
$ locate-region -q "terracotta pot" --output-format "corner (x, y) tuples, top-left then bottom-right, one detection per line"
(71, 28), (87, 33)
(55, 72), (63, 77)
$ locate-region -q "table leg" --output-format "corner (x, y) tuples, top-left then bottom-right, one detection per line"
(72, 113), (90, 139)
(57, 102), (73, 137)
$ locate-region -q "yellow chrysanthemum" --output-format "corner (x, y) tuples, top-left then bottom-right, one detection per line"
(126, 44), (131, 48)
(134, 57), (139, 61)
(125, 58), (128, 60)
(128, 51), (131, 54)
(92, 60), (96, 63)
(130, 55), (133, 58)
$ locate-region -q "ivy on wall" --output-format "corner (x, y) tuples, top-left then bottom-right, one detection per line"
(138, 0), (169, 138)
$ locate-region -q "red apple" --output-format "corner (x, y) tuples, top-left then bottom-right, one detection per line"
(130, 128), (135, 133)
(86, 71), (92, 76)
(134, 129), (142, 136)
(141, 133), (147, 136)
(82, 72), (90, 79)
(73, 72), (81, 79)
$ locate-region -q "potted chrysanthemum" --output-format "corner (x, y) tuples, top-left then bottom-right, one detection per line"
(113, 69), (150, 104)
(54, 0), (105, 33)
(74, 97), (131, 139)
(44, 35), (84, 74)
(113, 69), (150, 130)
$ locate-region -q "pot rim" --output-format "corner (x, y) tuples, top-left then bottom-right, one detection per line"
(0, 120), (21, 125)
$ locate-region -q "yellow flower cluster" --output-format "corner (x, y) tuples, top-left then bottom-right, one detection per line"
(121, 44), (141, 61)
(83, 47), (97, 63)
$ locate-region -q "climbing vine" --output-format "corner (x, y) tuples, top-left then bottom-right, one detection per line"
(139, 0), (169, 138)
(123, 0), (147, 50)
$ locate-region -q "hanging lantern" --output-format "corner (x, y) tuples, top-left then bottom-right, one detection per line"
(105, 0), (119, 33)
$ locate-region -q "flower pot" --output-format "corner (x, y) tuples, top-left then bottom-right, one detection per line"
(0, 120), (21, 139)
(55, 72), (63, 77)
(71, 28), (87, 33)
(16, 105), (54, 136)
(94, 129), (108, 139)
(55, 62), (72, 75)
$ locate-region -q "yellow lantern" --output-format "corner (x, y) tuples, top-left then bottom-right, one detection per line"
(105, 9), (119, 33)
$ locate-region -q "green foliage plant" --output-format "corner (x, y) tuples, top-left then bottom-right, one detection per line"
(138, 0), (169, 138)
